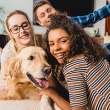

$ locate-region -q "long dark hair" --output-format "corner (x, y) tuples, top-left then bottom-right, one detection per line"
(45, 13), (107, 78)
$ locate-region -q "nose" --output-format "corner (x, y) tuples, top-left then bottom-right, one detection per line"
(54, 43), (61, 51)
(46, 11), (53, 19)
(20, 26), (24, 33)
(42, 66), (51, 75)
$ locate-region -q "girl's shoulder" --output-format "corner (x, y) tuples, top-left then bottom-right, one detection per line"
(68, 54), (86, 66)
(3, 40), (12, 49)
(63, 54), (87, 74)
(2, 40), (15, 59)
(2, 40), (14, 53)
(1, 40), (15, 74)
(69, 54), (84, 62)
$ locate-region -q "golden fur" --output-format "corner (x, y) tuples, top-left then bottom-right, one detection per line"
(0, 46), (61, 110)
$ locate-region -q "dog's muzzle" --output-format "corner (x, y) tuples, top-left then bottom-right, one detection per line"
(27, 73), (44, 89)
(27, 66), (51, 89)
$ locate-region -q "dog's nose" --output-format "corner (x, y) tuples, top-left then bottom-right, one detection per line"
(43, 66), (51, 75)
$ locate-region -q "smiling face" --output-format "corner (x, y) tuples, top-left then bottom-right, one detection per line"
(36, 4), (57, 29)
(8, 14), (33, 46)
(48, 28), (71, 63)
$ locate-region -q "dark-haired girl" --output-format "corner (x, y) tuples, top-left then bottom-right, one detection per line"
(38, 14), (110, 110)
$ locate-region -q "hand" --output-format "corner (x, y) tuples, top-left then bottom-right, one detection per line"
(38, 87), (57, 98)
(104, 59), (110, 67)
(57, 74), (66, 87)
(0, 76), (10, 91)
(0, 77), (7, 90)
(38, 87), (71, 110)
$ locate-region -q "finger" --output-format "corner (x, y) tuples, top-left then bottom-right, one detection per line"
(39, 95), (42, 98)
(38, 91), (42, 98)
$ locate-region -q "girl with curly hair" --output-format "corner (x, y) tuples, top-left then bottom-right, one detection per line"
(38, 14), (110, 110)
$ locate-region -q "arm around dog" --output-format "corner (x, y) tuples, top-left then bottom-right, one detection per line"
(38, 87), (71, 110)
(38, 87), (87, 110)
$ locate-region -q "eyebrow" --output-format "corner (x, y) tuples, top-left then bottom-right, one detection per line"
(39, 7), (52, 16)
(10, 25), (19, 29)
(47, 7), (51, 11)
(11, 21), (28, 28)
(48, 36), (68, 42)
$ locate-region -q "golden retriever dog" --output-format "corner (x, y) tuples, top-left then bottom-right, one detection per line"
(0, 46), (62, 110)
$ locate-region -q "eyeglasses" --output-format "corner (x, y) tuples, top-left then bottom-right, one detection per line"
(10, 22), (31, 34)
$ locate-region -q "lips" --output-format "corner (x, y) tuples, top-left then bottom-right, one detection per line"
(47, 17), (51, 23)
(47, 20), (51, 23)
(55, 52), (64, 59)
(20, 34), (29, 39)
(56, 53), (63, 56)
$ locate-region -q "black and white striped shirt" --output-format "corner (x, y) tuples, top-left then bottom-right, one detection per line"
(63, 55), (110, 110)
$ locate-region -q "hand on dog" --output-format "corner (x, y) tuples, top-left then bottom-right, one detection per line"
(38, 87), (68, 110)
(0, 76), (7, 90)
(0, 76), (10, 91)
(38, 87), (58, 98)
(57, 75), (66, 87)
(104, 59), (110, 67)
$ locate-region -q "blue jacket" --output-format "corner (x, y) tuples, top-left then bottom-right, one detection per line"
(68, 4), (110, 27)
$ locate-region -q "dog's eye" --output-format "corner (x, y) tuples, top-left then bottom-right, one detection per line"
(28, 56), (34, 60)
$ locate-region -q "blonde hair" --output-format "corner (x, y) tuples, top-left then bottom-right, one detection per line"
(5, 10), (39, 52)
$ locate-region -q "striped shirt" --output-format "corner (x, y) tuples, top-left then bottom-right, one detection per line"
(63, 55), (110, 110)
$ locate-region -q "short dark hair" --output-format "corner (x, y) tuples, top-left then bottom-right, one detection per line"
(45, 13), (107, 65)
(33, 0), (53, 21)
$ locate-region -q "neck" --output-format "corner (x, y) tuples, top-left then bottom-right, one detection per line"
(69, 54), (84, 62)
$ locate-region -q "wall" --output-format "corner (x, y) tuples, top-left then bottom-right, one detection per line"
(0, 0), (106, 36)
(0, 0), (46, 34)
(84, 0), (106, 37)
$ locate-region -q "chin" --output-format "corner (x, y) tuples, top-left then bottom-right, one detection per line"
(57, 60), (63, 64)
(22, 41), (31, 46)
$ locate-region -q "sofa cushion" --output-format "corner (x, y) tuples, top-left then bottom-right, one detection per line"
(0, 99), (40, 110)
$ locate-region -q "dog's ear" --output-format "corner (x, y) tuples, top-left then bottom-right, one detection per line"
(7, 57), (21, 78)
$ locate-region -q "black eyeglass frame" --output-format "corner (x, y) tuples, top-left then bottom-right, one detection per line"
(9, 22), (31, 34)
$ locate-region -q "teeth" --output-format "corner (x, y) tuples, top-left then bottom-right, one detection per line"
(20, 35), (28, 39)
(56, 53), (63, 56)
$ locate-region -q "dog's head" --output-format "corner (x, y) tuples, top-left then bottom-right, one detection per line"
(3, 46), (51, 89)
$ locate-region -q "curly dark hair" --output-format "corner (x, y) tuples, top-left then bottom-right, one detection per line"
(45, 13), (107, 78)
